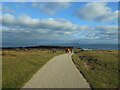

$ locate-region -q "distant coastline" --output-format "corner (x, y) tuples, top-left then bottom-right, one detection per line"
(1, 45), (73, 50)
(1, 43), (119, 50)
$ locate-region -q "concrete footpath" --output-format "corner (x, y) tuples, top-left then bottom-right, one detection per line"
(23, 53), (91, 88)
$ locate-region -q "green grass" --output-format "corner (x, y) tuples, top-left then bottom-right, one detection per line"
(72, 49), (119, 88)
(2, 48), (64, 88)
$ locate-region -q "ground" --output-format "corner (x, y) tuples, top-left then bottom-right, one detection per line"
(2, 48), (119, 88)
(2, 48), (64, 88)
(72, 49), (119, 88)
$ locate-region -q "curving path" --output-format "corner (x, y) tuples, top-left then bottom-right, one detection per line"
(23, 53), (90, 88)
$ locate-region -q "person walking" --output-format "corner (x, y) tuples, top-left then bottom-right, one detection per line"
(68, 48), (70, 53)
(70, 48), (73, 53)
(65, 48), (68, 53)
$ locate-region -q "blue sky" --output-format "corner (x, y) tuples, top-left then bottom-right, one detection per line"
(1, 2), (119, 45)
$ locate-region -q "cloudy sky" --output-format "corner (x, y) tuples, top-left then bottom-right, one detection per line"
(1, 2), (119, 45)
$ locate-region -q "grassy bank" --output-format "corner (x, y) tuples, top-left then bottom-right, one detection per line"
(72, 49), (119, 88)
(2, 48), (64, 88)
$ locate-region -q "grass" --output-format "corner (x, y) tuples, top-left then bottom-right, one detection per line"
(72, 49), (119, 88)
(2, 48), (64, 88)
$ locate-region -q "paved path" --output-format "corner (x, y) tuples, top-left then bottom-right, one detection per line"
(23, 54), (90, 88)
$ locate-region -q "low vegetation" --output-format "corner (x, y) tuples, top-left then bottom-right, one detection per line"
(72, 49), (119, 88)
(2, 48), (64, 88)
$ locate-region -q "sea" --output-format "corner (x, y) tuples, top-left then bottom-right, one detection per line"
(60, 44), (119, 50)
(77, 44), (119, 50)
(1, 43), (119, 50)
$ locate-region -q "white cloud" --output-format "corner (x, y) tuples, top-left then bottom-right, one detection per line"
(1, 14), (81, 41)
(95, 25), (118, 34)
(92, 25), (118, 40)
(1, 14), (118, 43)
(2, 14), (16, 25)
(32, 2), (71, 15)
(74, 2), (118, 22)
(2, 14), (81, 32)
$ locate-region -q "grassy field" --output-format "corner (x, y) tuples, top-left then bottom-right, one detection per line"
(2, 48), (64, 88)
(72, 49), (119, 88)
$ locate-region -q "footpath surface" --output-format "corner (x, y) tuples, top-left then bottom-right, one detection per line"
(23, 53), (90, 88)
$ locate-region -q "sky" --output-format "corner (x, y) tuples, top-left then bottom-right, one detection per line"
(1, 2), (119, 45)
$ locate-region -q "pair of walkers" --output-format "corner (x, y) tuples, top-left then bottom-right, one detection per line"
(65, 48), (73, 53)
